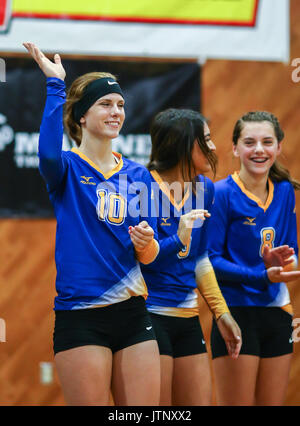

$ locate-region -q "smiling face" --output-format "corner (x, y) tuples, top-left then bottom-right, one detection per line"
(233, 121), (281, 177)
(191, 122), (216, 175)
(80, 93), (125, 141)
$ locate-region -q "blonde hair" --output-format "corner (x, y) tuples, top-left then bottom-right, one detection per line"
(64, 72), (118, 146)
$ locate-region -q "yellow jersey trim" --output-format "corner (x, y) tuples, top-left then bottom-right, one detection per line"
(196, 269), (230, 320)
(135, 239), (160, 265)
(71, 148), (123, 180)
(147, 305), (199, 318)
(232, 171), (274, 212)
(150, 170), (190, 212)
(281, 303), (293, 315)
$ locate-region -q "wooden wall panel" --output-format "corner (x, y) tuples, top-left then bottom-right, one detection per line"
(0, 0), (299, 406)
(0, 219), (65, 405)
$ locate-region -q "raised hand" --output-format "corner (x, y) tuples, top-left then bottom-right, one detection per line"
(177, 209), (210, 246)
(216, 312), (242, 359)
(129, 221), (154, 251)
(23, 42), (66, 81)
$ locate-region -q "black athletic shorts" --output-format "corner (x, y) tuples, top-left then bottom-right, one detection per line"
(149, 312), (207, 358)
(53, 296), (157, 355)
(211, 306), (293, 359)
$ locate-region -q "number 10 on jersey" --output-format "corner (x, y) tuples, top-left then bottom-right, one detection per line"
(97, 189), (126, 225)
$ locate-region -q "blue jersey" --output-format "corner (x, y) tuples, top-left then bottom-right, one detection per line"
(40, 78), (159, 310)
(208, 172), (298, 308)
(141, 171), (215, 317)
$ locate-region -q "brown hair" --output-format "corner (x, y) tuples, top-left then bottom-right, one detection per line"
(232, 111), (300, 190)
(148, 108), (217, 184)
(64, 72), (118, 147)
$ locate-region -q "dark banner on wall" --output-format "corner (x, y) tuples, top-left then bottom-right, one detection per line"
(0, 57), (201, 217)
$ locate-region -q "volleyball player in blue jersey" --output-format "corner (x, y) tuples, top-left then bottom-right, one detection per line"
(130, 108), (242, 405)
(208, 111), (300, 405)
(22, 42), (169, 406)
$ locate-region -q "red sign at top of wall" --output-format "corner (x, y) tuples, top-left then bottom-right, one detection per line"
(0, 0), (11, 32)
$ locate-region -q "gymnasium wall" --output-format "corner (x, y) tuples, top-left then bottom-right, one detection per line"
(0, 0), (299, 405)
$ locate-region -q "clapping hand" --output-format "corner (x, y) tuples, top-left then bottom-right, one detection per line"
(263, 245), (300, 283)
(263, 245), (295, 269)
(129, 221), (154, 251)
(177, 209), (211, 246)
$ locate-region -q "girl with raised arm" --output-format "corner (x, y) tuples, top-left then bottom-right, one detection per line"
(23, 42), (161, 406)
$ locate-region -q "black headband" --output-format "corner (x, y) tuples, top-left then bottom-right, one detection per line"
(73, 77), (124, 124)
